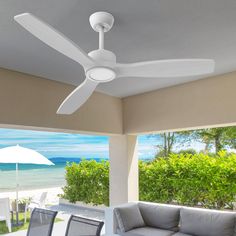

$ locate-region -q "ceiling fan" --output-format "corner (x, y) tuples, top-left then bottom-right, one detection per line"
(14, 12), (215, 114)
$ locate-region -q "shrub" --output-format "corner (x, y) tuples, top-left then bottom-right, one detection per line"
(140, 152), (236, 209)
(62, 160), (109, 206)
(63, 153), (236, 209)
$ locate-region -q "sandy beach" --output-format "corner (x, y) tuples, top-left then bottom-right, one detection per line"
(0, 186), (63, 205)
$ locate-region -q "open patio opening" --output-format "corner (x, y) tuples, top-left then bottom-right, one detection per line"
(1, 67), (236, 207)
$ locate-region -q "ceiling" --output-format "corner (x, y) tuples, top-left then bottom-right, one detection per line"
(0, 0), (236, 97)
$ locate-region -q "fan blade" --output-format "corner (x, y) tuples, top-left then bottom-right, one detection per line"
(115, 59), (215, 78)
(57, 78), (98, 114)
(14, 13), (94, 68)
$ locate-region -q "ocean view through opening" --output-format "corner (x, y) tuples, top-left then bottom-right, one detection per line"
(0, 128), (157, 192)
(1, 126), (235, 194)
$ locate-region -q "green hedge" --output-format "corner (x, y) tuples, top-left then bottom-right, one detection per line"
(63, 152), (236, 209)
(140, 152), (236, 209)
(62, 160), (109, 205)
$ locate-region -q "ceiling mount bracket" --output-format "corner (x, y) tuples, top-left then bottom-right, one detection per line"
(89, 12), (114, 33)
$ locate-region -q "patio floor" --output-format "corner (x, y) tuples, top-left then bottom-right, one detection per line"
(5, 203), (105, 236)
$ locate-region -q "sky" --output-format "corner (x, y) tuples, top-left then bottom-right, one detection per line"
(0, 128), (158, 160)
(0, 128), (208, 160)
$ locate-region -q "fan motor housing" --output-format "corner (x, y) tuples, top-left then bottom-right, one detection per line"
(87, 49), (116, 82)
(88, 49), (116, 65)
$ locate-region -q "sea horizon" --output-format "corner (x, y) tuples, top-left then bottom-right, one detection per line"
(0, 156), (153, 171)
(0, 156), (154, 192)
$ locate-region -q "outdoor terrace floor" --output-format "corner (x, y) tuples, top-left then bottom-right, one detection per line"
(6, 203), (105, 236)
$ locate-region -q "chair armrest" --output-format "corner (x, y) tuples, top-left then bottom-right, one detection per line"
(28, 202), (40, 209)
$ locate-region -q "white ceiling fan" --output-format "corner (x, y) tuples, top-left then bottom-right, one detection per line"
(14, 12), (215, 114)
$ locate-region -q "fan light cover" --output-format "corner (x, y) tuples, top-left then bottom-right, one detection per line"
(87, 67), (116, 82)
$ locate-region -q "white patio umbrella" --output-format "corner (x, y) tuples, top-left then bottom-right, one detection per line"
(0, 145), (54, 225)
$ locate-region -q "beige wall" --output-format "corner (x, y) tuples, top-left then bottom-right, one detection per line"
(0, 68), (123, 135)
(1, 67), (236, 135)
(123, 72), (236, 134)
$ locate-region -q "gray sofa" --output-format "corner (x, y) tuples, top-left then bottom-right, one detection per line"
(105, 201), (236, 236)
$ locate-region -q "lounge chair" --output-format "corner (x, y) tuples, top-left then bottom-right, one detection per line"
(0, 197), (11, 232)
(24, 192), (47, 223)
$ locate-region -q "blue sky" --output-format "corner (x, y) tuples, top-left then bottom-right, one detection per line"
(0, 128), (208, 160)
(0, 128), (159, 160)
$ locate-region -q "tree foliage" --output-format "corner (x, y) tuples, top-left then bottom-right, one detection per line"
(189, 127), (236, 153)
(153, 126), (236, 156)
(151, 131), (189, 157)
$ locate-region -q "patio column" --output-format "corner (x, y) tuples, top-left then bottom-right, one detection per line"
(109, 135), (139, 206)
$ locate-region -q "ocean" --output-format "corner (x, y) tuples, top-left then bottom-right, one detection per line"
(0, 157), (106, 192)
(0, 156), (154, 192)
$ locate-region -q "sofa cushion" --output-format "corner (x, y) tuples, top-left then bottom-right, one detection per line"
(179, 207), (235, 236)
(119, 226), (175, 236)
(114, 203), (145, 232)
(138, 202), (180, 230)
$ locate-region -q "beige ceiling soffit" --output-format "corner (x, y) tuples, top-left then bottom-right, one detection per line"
(0, 68), (123, 135)
(123, 71), (236, 134)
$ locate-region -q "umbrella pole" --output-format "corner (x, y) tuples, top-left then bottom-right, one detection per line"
(16, 163), (19, 225)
